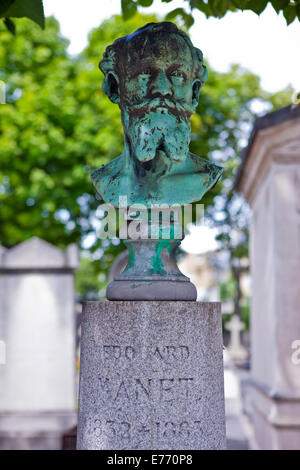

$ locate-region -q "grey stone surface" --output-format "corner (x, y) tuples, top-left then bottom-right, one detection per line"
(77, 301), (226, 450)
(0, 237), (78, 450)
(236, 108), (300, 449)
(0, 411), (75, 450)
(106, 279), (197, 301)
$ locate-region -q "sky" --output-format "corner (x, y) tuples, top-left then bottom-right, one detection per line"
(43, 0), (299, 254)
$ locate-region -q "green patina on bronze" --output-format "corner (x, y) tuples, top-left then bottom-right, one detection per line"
(92, 22), (222, 208)
(150, 239), (170, 275)
(92, 22), (223, 299)
(126, 243), (135, 269)
(118, 239), (183, 280)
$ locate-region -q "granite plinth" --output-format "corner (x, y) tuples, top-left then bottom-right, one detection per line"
(77, 301), (226, 450)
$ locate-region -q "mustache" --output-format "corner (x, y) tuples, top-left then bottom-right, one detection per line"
(124, 95), (193, 119)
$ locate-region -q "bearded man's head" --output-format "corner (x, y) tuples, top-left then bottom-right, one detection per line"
(99, 22), (207, 164)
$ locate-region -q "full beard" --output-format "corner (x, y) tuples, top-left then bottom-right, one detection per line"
(122, 103), (191, 165)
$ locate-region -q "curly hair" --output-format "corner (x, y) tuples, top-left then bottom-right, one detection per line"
(99, 22), (207, 103)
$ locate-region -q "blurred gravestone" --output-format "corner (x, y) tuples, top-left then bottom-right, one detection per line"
(0, 237), (78, 450)
(225, 315), (248, 362)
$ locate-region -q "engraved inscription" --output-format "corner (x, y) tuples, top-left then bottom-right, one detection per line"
(103, 345), (136, 360)
(94, 342), (200, 445)
(97, 376), (196, 404)
(91, 418), (131, 441)
(150, 345), (189, 362)
(159, 378), (194, 401)
(114, 381), (131, 403)
(156, 420), (204, 440)
(101, 344), (189, 362)
(87, 417), (203, 443)
(135, 378), (152, 400)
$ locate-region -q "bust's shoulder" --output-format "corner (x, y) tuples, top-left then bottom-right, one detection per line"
(91, 154), (123, 183)
(90, 154), (124, 205)
(186, 152), (223, 195)
(188, 152), (223, 176)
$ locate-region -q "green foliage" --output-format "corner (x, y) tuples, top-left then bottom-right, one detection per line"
(121, 0), (138, 20)
(165, 8), (195, 27)
(126, 0), (300, 26)
(0, 17), (80, 248)
(220, 274), (250, 330)
(0, 0), (44, 33)
(220, 273), (236, 302)
(222, 308), (250, 332)
(241, 298), (250, 330)
(75, 255), (107, 300)
(75, 240), (125, 300)
(0, 0), (15, 15)
(3, 16), (15, 33)
(283, 3), (299, 24)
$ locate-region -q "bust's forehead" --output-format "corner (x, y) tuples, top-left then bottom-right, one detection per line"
(125, 32), (193, 66)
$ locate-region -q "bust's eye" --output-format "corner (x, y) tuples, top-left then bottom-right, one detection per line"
(170, 70), (185, 81)
(137, 68), (152, 79)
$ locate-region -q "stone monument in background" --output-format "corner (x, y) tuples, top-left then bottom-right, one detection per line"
(225, 315), (248, 362)
(0, 237), (78, 450)
(235, 105), (300, 450)
(77, 22), (226, 450)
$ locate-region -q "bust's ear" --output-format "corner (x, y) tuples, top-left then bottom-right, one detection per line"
(103, 71), (120, 104)
(192, 79), (202, 108)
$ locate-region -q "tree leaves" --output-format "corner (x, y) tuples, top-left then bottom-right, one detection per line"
(129, 0), (300, 26)
(165, 8), (195, 27)
(0, 0), (15, 15)
(207, 0), (231, 17)
(293, 91), (300, 108)
(271, 0), (289, 14)
(3, 17), (15, 34)
(138, 0), (154, 6)
(283, 3), (298, 24)
(231, 0), (258, 9)
(247, 0), (268, 15)
(121, 0), (138, 20)
(0, 0), (45, 30)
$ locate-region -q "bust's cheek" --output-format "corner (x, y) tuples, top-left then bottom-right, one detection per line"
(137, 76), (151, 97)
(174, 84), (193, 104)
(124, 78), (148, 101)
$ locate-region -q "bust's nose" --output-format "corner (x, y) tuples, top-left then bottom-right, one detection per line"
(150, 70), (172, 97)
